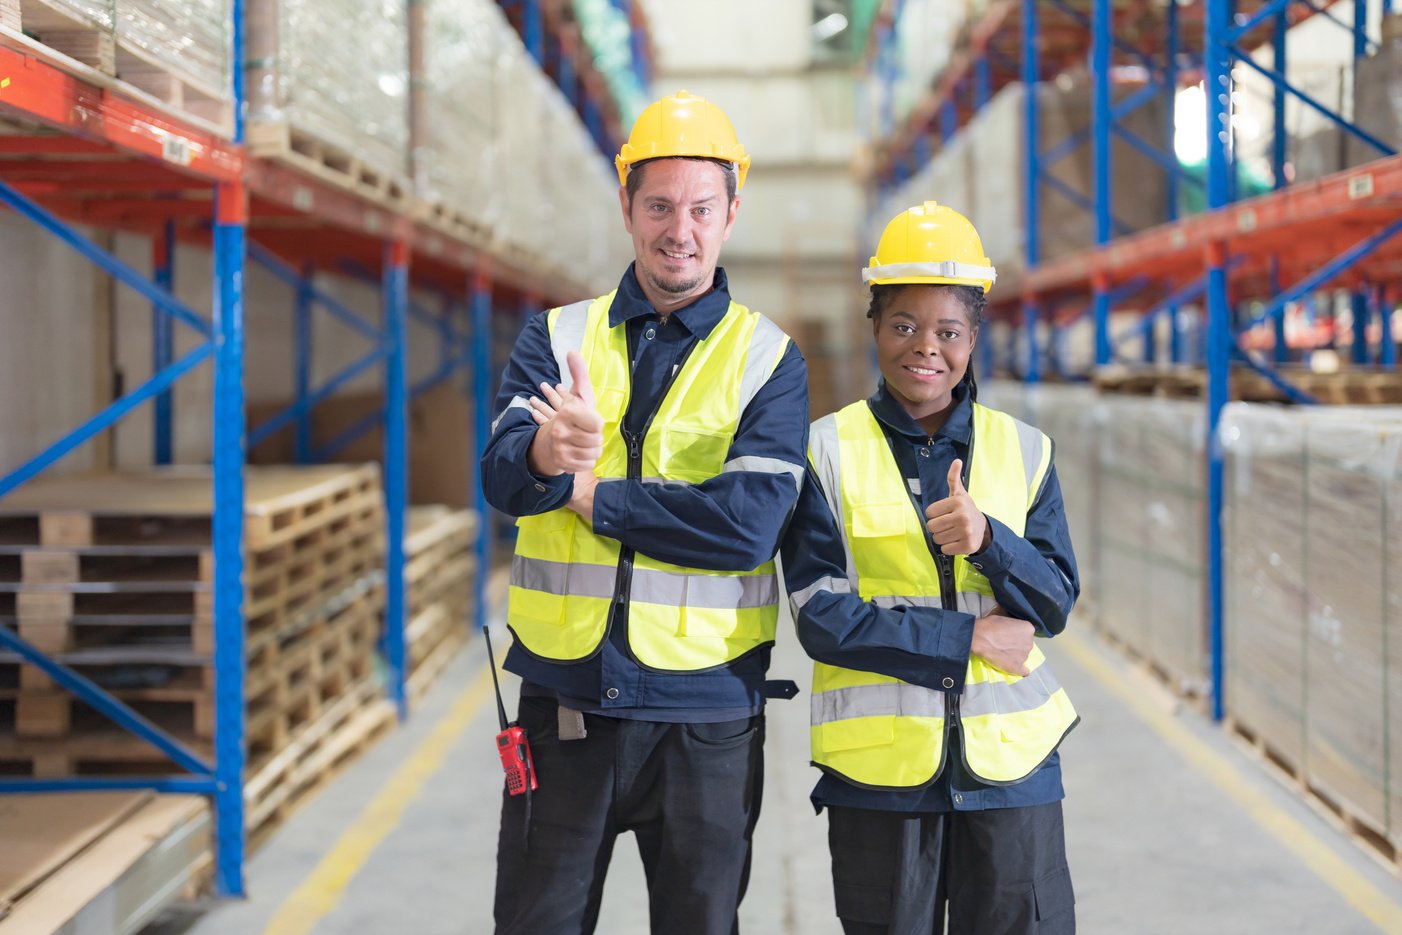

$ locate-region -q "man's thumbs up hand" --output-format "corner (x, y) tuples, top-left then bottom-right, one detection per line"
(925, 458), (992, 556)
(526, 352), (605, 477)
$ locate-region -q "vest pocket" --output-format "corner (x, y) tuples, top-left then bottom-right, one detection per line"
(849, 501), (909, 539)
(657, 425), (731, 483)
(816, 715), (897, 753)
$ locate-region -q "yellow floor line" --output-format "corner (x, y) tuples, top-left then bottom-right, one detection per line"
(261, 663), (495, 935)
(1058, 630), (1402, 935)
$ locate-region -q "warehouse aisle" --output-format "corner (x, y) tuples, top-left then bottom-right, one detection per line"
(148, 613), (1402, 935)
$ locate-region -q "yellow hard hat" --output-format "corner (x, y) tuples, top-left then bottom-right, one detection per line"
(615, 90), (751, 190)
(863, 201), (997, 293)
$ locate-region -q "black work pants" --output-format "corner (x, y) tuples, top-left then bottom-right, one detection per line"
(494, 696), (765, 935)
(828, 801), (1075, 935)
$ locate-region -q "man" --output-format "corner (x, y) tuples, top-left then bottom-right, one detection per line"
(482, 90), (809, 935)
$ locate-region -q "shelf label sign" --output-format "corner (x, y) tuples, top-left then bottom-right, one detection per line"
(293, 186), (314, 212)
(1236, 209), (1256, 233)
(0, 77), (9, 91)
(161, 132), (193, 167)
(1347, 174), (1374, 200)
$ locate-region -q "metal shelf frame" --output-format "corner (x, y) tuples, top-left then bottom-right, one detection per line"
(865, 0), (1402, 724)
(0, 0), (627, 901)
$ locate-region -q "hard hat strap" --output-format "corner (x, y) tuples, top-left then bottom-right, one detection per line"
(861, 261), (998, 284)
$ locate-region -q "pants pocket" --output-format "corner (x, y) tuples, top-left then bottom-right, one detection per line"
(1033, 865), (1076, 927)
(682, 715), (763, 747)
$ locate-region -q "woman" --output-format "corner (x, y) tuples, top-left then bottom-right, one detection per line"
(780, 202), (1080, 934)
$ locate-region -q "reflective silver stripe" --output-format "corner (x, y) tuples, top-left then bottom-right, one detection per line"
(869, 592), (987, 615)
(632, 566), (778, 610)
(812, 681), (944, 725)
(723, 456), (803, 491)
(962, 664), (1064, 718)
(908, 478), (921, 496)
(1012, 417), (1047, 500)
(511, 554), (615, 600)
(808, 414), (858, 589)
(738, 314), (790, 412)
(513, 554), (776, 610)
(639, 476), (690, 486)
(790, 574), (851, 615)
(862, 260), (997, 285)
(491, 396), (534, 434)
(548, 299), (594, 392)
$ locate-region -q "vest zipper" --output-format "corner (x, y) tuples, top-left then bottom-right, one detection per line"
(603, 329), (699, 657)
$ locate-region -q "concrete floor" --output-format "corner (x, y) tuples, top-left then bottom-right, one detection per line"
(145, 614), (1402, 935)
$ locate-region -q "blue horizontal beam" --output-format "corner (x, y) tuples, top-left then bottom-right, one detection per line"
(0, 344), (213, 498)
(0, 624), (212, 776)
(248, 345), (390, 447)
(0, 776), (219, 794)
(1229, 51), (1397, 157)
(1236, 217), (1402, 335)
(0, 178), (212, 339)
(249, 243), (381, 342)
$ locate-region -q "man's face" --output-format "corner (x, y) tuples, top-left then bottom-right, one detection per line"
(620, 159), (739, 314)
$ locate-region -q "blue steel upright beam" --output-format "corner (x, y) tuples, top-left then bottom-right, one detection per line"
(1205, 0), (1231, 723)
(1091, 0), (1112, 366)
(1272, 9), (1287, 189)
(1352, 289), (1372, 364)
(1022, 0), (1041, 383)
(472, 272), (494, 638)
(524, 0), (545, 65)
(211, 180), (248, 897)
(295, 262), (314, 464)
(152, 222), (175, 465)
(1380, 286), (1396, 368)
(975, 52), (990, 110)
(383, 240), (410, 721)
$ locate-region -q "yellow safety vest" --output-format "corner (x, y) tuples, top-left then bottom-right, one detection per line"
(509, 291), (793, 671)
(806, 400), (1078, 788)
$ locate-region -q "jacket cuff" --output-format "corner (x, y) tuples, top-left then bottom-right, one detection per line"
(591, 477), (628, 535)
(968, 514), (1015, 577)
(937, 611), (976, 692)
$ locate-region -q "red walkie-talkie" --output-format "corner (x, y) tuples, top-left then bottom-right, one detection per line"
(485, 627), (537, 795)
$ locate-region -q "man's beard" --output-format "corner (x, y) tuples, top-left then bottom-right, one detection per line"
(645, 265), (705, 296)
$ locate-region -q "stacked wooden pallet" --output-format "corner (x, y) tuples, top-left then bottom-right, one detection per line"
(0, 465), (385, 795)
(405, 505), (476, 703)
(1093, 363), (1402, 404)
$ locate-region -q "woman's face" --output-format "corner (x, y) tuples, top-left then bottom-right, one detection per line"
(873, 285), (978, 427)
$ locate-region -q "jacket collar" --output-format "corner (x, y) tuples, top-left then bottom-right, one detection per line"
(867, 379), (974, 444)
(607, 264), (733, 339)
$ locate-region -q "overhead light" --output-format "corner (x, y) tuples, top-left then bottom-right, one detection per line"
(813, 12), (849, 43)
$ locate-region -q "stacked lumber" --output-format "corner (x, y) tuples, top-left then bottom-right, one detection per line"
(405, 505), (476, 702)
(0, 465), (385, 802)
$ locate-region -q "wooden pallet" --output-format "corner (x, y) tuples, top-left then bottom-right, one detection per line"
(413, 197), (494, 253)
(1227, 716), (1401, 876)
(11, 0), (115, 74)
(1093, 364), (1402, 404)
(246, 120), (411, 210)
(244, 676), (396, 845)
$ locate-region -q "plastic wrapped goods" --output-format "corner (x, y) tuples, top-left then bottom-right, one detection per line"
(1221, 404), (1309, 770)
(118, 0), (229, 98)
(246, 0), (409, 186)
(415, 0), (505, 232)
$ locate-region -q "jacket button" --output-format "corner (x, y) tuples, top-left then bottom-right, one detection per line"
(919, 447), (930, 458)
(605, 687), (620, 700)
(954, 793), (964, 805)
(942, 677), (955, 689)
(534, 483), (546, 492)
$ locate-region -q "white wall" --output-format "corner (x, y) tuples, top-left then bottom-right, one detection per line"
(639, 0), (812, 74)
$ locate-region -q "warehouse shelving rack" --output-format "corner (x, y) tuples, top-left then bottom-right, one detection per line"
(863, 0), (1400, 720)
(0, 0), (642, 902)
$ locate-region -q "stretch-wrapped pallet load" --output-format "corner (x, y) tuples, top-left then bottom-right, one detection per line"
(115, 0), (231, 128)
(1221, 404), (1308, 772)
(1222, 405), (1402, 854)
(1347, 14), (1402, 170)
(246, 0), (409, 199)
(414, 0), (505, 239)
(1095, 396), (1207, 693)
(1301, 413), (1394, 840)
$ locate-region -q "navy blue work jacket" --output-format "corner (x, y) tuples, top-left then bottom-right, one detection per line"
(481, 265), (809, 720)
(779, 381), (1080, 812)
